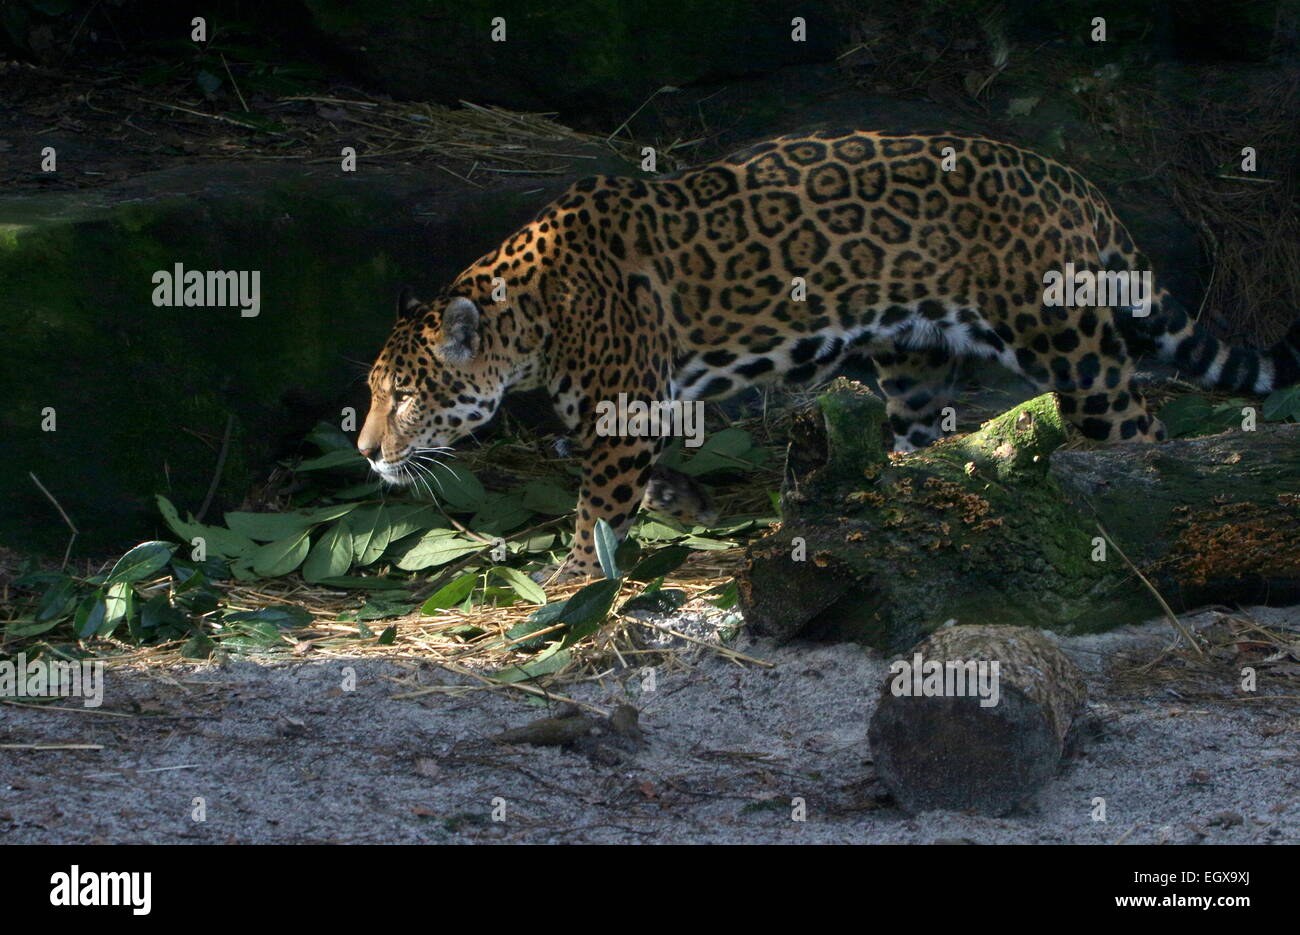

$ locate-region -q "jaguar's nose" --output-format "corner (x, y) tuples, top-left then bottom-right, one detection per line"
(358, 444), (377, 460)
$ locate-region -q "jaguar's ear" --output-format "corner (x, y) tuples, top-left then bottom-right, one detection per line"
(437, 297), (480, 364)
(396, 287), (422, 321)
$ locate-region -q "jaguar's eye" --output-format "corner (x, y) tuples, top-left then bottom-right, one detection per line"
(392, 388), (417, 410)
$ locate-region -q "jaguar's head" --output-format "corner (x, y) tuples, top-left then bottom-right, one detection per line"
(357, 290), (505, 486)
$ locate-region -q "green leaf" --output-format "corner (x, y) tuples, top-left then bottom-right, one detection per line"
(490, 566), (547, 605)
(76, 592), (107, 639)
(628, 545), (692, 582)
(345, 503), (442, 567)
(428, 463), (487, 512)
(296, 449), (366, 471)
(593, 518), (621, 580)
(157, 495), (255, 559)
(229, 556), (258, 581)
(526, 601), (570, 627)
(707, 580), (739, 609)
(306, 421), (354, 452)
(138, 593), (187, 637)
(106, 541), (176, 585)
(1263, 385), (1300, 422)
(8, 618), (62, 638)
(558, 578), (621, 646)
(35, 576), (77, 623)
(377, 625), (397, 645)
(216, 619), (287, 650)
(13, 571), (68, 589)
(492, 645), (571, 683)
(223, 606), (314, 628)
(301, 521), (354, 583)
(355, 594), (417, 620)
(176, 583), (220, 615)
(395, 530), (481, 571)
(100, 582), (134, 638)
(482, 586), (519, 605)
(504, 614), (563, 651)
(346, 504), (395, 565)
(519, 481), (577, 515)
(679, 535), (735, 550)
(635, 518), (687, 541)
(170, 554), (228, 582)
(172, 569), (207, 595)
(704, 516), (772, 536)
(317, 575), (409, 590)
(468, 492), (533, 535)
(421, 572), (480, 613)
(615, 538), (641, 572)
(678, 427), (762, 475)
(332, 480), (384, 499)
(621, 588), (688, 614)
(226, 503), (357, 542)
(250, 531), (312, 577)
(388, 503), (447, 537)
(225, 511), (314, 542)
(513, 530), (559, 554)
(1159, 395), (1240, 438)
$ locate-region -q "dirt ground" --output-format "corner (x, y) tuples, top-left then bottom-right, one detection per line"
(2, 604), (1298, 845)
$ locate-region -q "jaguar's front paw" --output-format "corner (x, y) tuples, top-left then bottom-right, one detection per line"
(528, 558), (601, 586)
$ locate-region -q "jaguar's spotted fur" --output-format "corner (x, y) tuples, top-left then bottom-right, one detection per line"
(358, 131), (1300, 579)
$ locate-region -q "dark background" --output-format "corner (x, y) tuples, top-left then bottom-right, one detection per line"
(1, 0), (1296, 556)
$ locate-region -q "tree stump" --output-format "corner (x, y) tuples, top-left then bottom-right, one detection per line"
(739, 378), (1300, 651)
(867, 625), (1086, 816)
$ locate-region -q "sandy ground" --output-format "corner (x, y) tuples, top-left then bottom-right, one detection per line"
(2, 605), (1298, 845)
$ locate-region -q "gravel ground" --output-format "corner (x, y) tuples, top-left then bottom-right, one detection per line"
(2, 605), (1298, 844)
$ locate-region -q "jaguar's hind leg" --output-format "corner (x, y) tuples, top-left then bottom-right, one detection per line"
(872, 347), (961, 452)
(1002, 305), (1167, 443)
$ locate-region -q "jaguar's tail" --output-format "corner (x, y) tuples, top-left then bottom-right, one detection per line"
(1090, 192), (1298, 396)
(1115, 288), (1300, 395)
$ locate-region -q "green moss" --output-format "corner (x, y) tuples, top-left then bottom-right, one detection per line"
(761, 389), (1157, 649)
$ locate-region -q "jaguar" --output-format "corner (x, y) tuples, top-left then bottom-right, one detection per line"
(357, 130), (1300, 579)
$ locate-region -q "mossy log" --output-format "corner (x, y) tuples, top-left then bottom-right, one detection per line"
(739, 377), (1300, 651)
(867, 625), (1086, 816)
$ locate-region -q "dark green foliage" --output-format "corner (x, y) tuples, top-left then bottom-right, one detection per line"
(6, 421), (771, 660)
